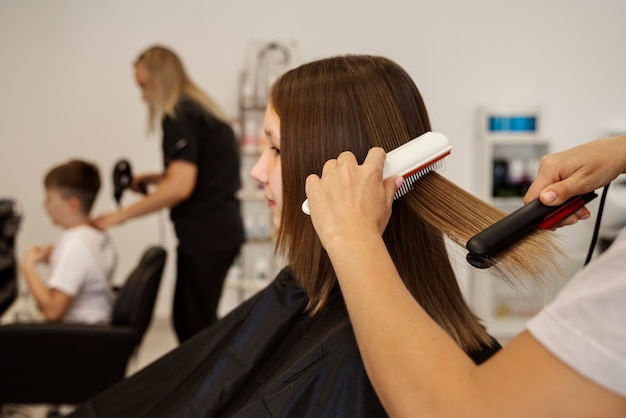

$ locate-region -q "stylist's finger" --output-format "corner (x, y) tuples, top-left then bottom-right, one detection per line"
(362, 146), (386, 167)
(535, 172), (595, 207)
(336, 150), (358, 166)
(363, 147), (402, 206)
(386, 175), (405, 203)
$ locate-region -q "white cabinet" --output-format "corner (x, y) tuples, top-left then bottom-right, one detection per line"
(474, 107), (548, 211)
(469, 107), (560, 343)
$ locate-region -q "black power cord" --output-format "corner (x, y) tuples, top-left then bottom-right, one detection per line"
(583, 183), (610, 267)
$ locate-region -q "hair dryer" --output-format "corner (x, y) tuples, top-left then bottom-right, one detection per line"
(113, 159), (146, 206)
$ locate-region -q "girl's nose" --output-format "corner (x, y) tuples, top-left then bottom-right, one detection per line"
(250, 154), (268, 184)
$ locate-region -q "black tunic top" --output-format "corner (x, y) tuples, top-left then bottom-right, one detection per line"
(162, 98), (244, 252)
(71, 268), (501, 418)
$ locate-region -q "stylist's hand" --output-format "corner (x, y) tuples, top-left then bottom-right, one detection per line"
(130, 174), (153, 194)
(92, 210), (127, 230)
(525, 136), (626, 205)
(524, 135), (626, 226)
(305, 147), (403, 249)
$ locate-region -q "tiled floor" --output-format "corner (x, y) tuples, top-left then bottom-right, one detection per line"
(0, 317), (179, 418)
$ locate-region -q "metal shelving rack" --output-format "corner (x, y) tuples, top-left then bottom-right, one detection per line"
(224, 41), (298, 305)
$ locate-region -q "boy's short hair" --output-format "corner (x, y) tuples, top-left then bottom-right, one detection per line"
(44, 159), (101, 215)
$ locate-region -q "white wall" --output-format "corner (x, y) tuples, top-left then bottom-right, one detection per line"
(1, 0), (625, 318)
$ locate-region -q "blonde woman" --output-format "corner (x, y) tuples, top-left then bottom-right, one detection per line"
(94, 46), (244, 342)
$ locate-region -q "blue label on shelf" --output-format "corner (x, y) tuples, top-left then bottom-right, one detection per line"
(488, 116), (537, 132)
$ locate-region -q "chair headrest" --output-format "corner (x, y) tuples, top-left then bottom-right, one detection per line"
(112, 246), (166, 345)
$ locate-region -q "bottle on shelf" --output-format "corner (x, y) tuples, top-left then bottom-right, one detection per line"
(243, 118), (258, 150)
(254, 258), (270, 281)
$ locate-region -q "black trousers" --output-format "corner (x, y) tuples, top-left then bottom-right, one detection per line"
(173, 246), (240, 343)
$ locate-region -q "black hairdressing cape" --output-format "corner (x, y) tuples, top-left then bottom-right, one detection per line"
(71, 267), (500, 418)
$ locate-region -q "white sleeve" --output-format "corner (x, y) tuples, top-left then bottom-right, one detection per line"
(527, 227), (626, 397)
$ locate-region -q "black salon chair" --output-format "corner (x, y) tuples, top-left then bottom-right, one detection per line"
(0, 245), (167, 405)
(0, 253), (18, 317)
(0, 198), (20, 317)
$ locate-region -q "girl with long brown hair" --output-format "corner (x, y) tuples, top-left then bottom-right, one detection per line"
(269, 54), (564, 352)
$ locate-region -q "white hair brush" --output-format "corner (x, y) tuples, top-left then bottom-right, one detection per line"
(301, 131), (452, 215)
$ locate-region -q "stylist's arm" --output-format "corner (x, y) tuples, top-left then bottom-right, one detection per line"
(304, 145), (626, 418)
(305, 148), (475, 418)
(92, 160), (195, 229)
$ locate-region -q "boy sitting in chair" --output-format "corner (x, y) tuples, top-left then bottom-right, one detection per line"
(20, 159), (117, 323)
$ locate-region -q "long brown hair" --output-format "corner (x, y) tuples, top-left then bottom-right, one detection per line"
(135, 45), (228, 130)
(271, 55), (566, 352)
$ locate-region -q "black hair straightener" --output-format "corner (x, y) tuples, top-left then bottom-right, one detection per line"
(466, 191), (598, 269)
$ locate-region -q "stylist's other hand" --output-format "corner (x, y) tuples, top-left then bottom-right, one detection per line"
(91, 211), (127, 230)
(305, 147), (403, 249)
(524, 135), (626, 226)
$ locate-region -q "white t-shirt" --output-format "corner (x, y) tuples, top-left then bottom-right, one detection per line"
(47, 225), (117, 324)
(527, 226), (626, 397)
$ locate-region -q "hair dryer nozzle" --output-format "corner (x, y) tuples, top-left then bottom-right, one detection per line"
(113, 159), (133, 206)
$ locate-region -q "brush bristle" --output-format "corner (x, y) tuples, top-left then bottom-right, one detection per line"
(394, 158), (447, 199)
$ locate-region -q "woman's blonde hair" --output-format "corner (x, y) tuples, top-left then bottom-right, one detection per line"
(135, 45), (229, 130)
(271, 55), (567, 352)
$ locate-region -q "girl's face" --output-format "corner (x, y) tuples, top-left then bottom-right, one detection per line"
(134, 63), (157, 105)
(251, 104), (283, 229)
